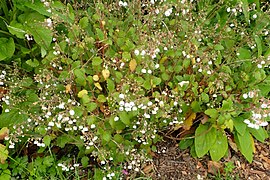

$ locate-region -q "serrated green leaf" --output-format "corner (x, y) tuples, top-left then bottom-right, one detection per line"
(43, 135), (51, 146)
(119, 112), (130, 125)
(86, 102), (97, 112)
(79, 17), (89, 29)
(92, 57), (103, 66)
(209, 130), (228, 161)
(26, 59), (39, 67)
(81, 156), (89, 168)
(102, 131), (111, 142)
(205, 109), (218, 119)
(107, 79), (115, 92)
(195, 124), (217, 157)
(97, 95), (106, 103)
(0, 38), (15, 61)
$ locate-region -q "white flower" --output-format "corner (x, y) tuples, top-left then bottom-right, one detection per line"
(114, 116), (119, 121)
(226, 7), (231, 12)
(69, 110), (75, 116)
(134, 49), (139, 55)
(252, 14), (257, 19)
(198, 68), (202, 72)
(165, 8), (173, 17)
(119, 93), (125, 99)
(4, 109), (9, 113)
(179, 81), (189, 87)
(208, 61), (212, 65)
(248, 91), (254, 98)
(147, 69), (152, 74)
(244, 119), (250, 124)
(147, 101), (153, 106)
(90, 124), (96, 129)
(159, 101), (164, 107)
(259, 121), (268, 126)
(207, 70), (211, 75)
(144, 113), (151, 118)
(155, 9), (160, 14)
(155, 64), (160, 69)
(48, 122), (54, 126)
(261, 103), (268, 108)
(58, 103), (65, 109)
(119, 100), (125, 106)
(257, 64), (262, 68)
(242, 93), (248, 99)
(141, 69), (147, 73)
(141, 50), (146, 56)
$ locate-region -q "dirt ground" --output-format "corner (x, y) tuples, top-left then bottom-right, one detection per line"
(148, 137), (270, 180)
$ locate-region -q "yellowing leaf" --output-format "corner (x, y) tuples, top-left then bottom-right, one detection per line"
(0, 127), (9, 140)
(102, 69), (110, 80)
(191, 57), (196, 65)
(183, 111), (196, 130)
(159, 56), (168, 64)
(129, 59), (137, 72)
(78, 89), (88, 98)
(65, 84), (72, 93)
(94, 82), (102, 90)
(0, 144), (8, 164)
(251, 135), (256, 153)
(93, 75), (99, 81)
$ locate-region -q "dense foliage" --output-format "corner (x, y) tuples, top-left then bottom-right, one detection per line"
(0, 0), (270, 179)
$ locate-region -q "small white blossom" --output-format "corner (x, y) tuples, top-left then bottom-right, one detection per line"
(134, 49), (139, 56)
(119, 93), (125, 99)
(141, 69), (147, 73)
(243, 93), (248, 99)
(165, 8), (173, 17)
(252, 14), (257, 19)
(48, 122), (54, 126)
(69, 110), (75, 116)
(114, 116), (119, 121)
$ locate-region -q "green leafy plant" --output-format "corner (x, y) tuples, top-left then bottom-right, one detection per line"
(0, 0), (270, 179)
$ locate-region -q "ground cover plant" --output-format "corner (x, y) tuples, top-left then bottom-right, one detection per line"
(0, 0), (270, 179)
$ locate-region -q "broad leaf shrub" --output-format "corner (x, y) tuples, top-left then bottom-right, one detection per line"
(0, 0), (270, 179)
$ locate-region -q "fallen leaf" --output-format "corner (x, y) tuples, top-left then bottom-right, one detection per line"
(228, 137), (238, 152)
(142, 164), (153, 174)
(207, 161), (223, 175)
(102, 69), (110, 79)
(129, 59), (137, 72)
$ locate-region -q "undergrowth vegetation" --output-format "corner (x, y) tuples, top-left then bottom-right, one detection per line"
(0, 0), (270, 179)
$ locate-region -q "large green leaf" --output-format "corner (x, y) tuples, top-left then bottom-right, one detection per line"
(248, 127), (268, 143)
(195, 124), (217, 157)
(209, 130), (228, 161)
(235, 131), (253, 163)
(0, 110), (28, 128)
(233, 117), (247, 136)
(0, 38), (15, 61)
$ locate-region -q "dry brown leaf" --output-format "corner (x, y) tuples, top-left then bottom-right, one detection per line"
(142, 164), (153, 174)
(129, 59), (137, 72)
(207, 161), (223, 175)
(65, 84), (72, 93)
(228, 137), (238, 152)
